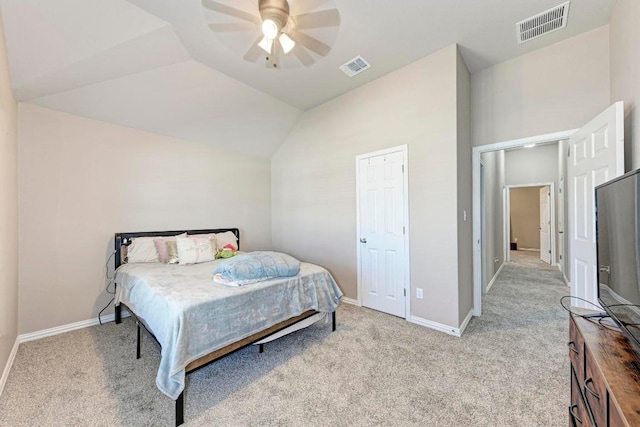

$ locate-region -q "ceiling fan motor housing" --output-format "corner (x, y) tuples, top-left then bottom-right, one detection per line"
(259, 0), (290, 30)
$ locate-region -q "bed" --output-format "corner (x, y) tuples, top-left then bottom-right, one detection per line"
(113, 228), (342, 426)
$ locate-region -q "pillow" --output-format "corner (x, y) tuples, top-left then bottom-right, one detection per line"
(153, 233), (187, 263)
(189, 231), (238, 251)
(127, 237), (159, 263)
(176, 236), (216, 265)
(166, 240), (179, 264)
(215, 231), (238, 251)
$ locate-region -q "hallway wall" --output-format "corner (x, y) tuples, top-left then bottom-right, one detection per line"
(480, 150), (505, 290)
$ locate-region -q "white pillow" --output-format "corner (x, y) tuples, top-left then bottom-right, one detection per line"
(127, 237), (159, 263)
(176, 236), (216, 265)
(215, 231), (238, 250)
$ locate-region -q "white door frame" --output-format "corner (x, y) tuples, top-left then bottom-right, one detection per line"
(504, 183), (556, 264)
(356, 144), (411, 320)
(472, 130), (576, 316)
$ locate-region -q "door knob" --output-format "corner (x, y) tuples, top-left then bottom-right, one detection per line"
(360, 238), (367, 243)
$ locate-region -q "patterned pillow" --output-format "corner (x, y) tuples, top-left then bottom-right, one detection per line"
(176, 236), (216, 265)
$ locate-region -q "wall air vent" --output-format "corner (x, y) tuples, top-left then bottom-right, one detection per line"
(516, 1), (570, 44)
(339, 55), (371, 77)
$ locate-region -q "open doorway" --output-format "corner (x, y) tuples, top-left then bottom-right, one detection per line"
(505, 184), (555, 266)
(472, 130), (574, 316)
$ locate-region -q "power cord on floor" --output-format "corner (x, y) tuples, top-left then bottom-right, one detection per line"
(98, 249), (119, 325)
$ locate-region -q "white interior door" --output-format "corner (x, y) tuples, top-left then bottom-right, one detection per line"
(539, 186), (551, 264)
(568, 102), (624, 307)
(358, 149), (406, 318)
(558, 177), (565, 272)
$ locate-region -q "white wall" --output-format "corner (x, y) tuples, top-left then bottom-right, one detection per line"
(610, 0), (640, 170)
(272, 45), (467, 328)
(472, 26), (610, 147)
(18, 104), (272, 334)
(0, 12), (18, 386)
(505, 144), (559, 187)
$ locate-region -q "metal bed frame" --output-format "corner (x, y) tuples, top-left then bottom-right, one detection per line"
(113, 228), (337, 426)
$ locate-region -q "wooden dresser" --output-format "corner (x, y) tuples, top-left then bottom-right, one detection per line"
(569, 314), (640, 426)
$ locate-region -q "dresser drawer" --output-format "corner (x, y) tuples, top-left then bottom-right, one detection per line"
(569, 317), (584, 383)
(584, 347), (607, 427)
(570, 366), (592, 427)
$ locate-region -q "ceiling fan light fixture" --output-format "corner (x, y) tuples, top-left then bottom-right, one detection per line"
(261, 18), (279, 39)
(258, 36), (273, 54)
(279, 33), (295, 54)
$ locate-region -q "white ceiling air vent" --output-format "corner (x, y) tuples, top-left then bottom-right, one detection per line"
(516, 1), (570, 44)
(339, 55), (371, 77)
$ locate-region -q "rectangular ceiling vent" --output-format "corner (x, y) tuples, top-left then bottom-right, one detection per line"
(516, 1), (570, 44)
(339, 56), (371, 77)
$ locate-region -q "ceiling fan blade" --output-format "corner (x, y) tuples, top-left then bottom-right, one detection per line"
(208, 23), (257, 32)
(293, 9), (340, 29)
(292, 44), (314, 67)
(201, 0), (260, 24)
(243, 36), (265, 62)
(265, 42), (280, 69)
(290, 32), (331, 56)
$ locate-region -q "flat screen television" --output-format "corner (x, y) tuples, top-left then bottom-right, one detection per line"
(595, 169), (640, 350)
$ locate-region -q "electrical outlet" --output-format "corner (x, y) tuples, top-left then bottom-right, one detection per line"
(416, 288), (423, 299)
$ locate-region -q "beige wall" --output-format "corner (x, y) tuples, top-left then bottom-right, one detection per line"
(610, 0), (640, 170)
(0, 13), (18, 385)
(509, 187), (542, 250)
(456, 48), (473, 324)
(272, 44), (467, 329)
(18, 104), (272, 334)
(472, 26), (610, 147)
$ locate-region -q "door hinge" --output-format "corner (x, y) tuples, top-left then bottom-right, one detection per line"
(404, 288), (406, 297)
(549, 250), (551, 254)
(403, 226), (406, 235)
(402, 164), (405, 173)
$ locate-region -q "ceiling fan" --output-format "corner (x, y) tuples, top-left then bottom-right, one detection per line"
(202, 0), (341, 68)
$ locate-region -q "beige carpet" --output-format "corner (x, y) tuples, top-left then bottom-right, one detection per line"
(0, 259), (570, 426)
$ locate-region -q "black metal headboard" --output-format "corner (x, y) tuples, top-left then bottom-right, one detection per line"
(114, 228), (240, 269)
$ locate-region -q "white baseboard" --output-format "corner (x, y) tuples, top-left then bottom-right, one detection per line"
(340, 297), (360, 307)
(0, 338), (19, 397)
(518, 247), (540, 252)
(409, 315), (463, 337)
(486, 263), (504, 293)
(563, 273), (571, 287)
(458, 309), (473, 336)
(18, 311), (130, 344)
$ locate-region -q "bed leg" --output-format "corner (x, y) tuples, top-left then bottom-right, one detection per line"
(136, 321), (141, 360)
(176, 392), (184, 426)
(258, 343), (264, 354)
(115, 300), (121, 324)
(332, 311), (336, 332)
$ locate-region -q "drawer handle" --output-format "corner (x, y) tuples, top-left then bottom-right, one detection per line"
(567, 341), (579, 354)
(569, 404), (583, 424)
(584, 378), (600, 400)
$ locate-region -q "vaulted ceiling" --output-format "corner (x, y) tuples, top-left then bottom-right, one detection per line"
(0, 0), (617, 157)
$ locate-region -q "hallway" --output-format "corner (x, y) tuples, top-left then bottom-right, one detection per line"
(509, 250), (559, 271)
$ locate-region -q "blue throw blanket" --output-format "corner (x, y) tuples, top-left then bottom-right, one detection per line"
(213, 251), (301, 281)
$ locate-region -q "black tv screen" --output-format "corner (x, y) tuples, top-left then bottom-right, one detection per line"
(596, 169), (640, 349)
